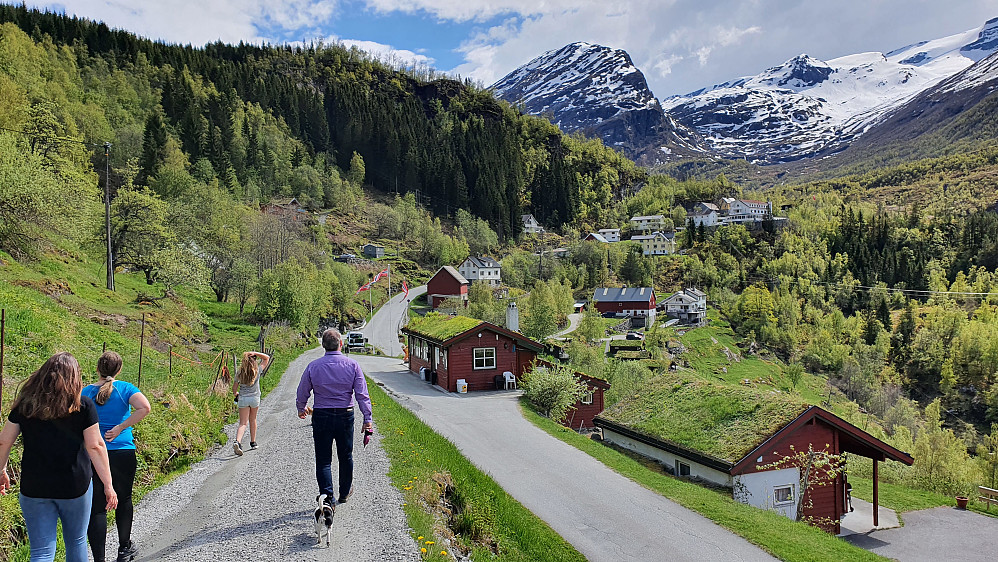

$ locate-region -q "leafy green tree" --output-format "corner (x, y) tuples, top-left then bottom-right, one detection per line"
(522, 280), (558, 339)
(575, 304), (605, 344)
(520, 364), (587, 422)
(346, 151), (365, 186)
(230, 257), (257, 315)
(978, 423), (998, 490)
(111, 187), (176, 284)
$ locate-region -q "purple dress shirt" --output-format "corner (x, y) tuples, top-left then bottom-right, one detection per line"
(296, 351), (373, 423)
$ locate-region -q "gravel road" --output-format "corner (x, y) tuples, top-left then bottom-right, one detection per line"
(102, 347), (419, 562)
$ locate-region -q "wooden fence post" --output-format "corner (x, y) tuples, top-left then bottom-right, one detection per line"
(138, 313), (145, 388)
(168, 343), (172, 379)
(1, 308), (5, 416)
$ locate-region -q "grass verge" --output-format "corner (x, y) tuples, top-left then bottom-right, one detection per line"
(519, 399), (886, 562)
(370, 382), (584, 562)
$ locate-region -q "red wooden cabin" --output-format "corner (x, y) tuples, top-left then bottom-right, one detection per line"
(426, 266), (469, 309)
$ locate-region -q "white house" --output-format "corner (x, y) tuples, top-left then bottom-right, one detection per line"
(521, 214), (545, 235)
(630, 215), (665, 232)
(458, 256), (502, 287)
(598, 228), (621, 242)
(630, 231), (676, 256)
(583, 232), (610, 243)
(661, 287), (707, 326)
(690, 209), (720, 228)
(719, 198), (771, 224)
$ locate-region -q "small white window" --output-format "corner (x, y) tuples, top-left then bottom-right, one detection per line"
(774, 485), (794, 505)
(581, 391), (594, 405)
(473, 347), (496, 369)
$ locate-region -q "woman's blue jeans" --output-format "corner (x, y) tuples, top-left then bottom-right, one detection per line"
(18, 482), (93, 562)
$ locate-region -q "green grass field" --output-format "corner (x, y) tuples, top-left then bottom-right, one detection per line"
(520, 400), (886, 562)
(371, 382), (584, 561)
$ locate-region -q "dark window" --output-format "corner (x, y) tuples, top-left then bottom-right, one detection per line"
(676, 461), (691, 477)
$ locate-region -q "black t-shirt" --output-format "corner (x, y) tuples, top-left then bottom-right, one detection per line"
(8, 396), (99, 499)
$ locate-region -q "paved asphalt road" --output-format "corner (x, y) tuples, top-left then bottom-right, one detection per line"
(842, 505), (998, 561)
(119, 349), (418, 562)
(551, 312), (582, 338)
(358, 355), (776, 562)
(362, 285), (426, 357)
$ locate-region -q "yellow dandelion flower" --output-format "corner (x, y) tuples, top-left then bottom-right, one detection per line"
(440, 551), (447, 556)
(425, 540), (434, 545)
(420, 547), (427, 553)
(417, 536), (423, 540)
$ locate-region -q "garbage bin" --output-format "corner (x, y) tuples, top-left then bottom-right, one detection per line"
(456, 379), (468, 393)
(419, 367), (427, 381)
(430, 370), (438, 386)
(494, 374), (505, 390)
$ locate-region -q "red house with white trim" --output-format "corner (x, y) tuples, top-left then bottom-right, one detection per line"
(426, 266), (469, 309)
(592, 287), (656, 322)
(402, 314), (543, 393)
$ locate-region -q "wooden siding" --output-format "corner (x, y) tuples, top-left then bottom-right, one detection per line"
(446, 329), (534, 392)
(563, 383), (605, 429)
(427, 270), (468, 308)
(733, 418), (843, 533)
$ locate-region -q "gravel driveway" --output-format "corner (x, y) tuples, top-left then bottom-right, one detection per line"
(105, 348), (419, 562)
(359, 355), (775, 562)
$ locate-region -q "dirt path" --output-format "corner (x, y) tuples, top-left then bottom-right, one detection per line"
(111, 348), (418, 562)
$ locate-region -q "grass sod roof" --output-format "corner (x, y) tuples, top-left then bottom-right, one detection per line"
(601, 371), (810, 464)
(404, 313), (483, 342)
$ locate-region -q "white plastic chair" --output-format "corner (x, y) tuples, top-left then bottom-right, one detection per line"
(503, 371), (517, 390)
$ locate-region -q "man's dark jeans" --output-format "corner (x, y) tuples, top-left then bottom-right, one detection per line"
(312, 408), (354, 500)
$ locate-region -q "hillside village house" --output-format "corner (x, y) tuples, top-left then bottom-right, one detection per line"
(458, 256), (502, 287)
(583, 232), (610, 243)
(521, 214), (545, 234)
(630, 231), (676, 256)
(690, 207), (720, 228)
(662, 288), (708, 326)
(402, 314), (543, 393)
(598, 228), (621, 242)
(719, 197), (772, 224)
(630, 214), (666, 232)
(595, 376), (914, 534)
(362, 243), (384, 258)
(261, 197), (310, 222)
(592, 287), (656, 322)
(534, 359), (610, 430)
(426, 266), (469, 309)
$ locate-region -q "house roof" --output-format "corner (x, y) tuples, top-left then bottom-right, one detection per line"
(463, 256), (500, 269)
(584, 233), (609, 243)
(741, 199), (767, 205)
(432, 265), (469, 285)
(630, 215), (664, 221)
(665, 288), (707, 304)
(690, 208), (718, 217)
(592, 287), (656, 303)
(363, 243), (383, 250)
(598, 228), (620, 234)
(630, 231), (674, 241)
(521, 214), (537, 222)
(598, 372), (811, 465)
(597, 372), (914, 474)
(699, 203), (720, 211)
(402, 313), (544, 352)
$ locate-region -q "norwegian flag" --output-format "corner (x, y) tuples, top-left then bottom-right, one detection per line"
(374, 268), (390, 282)
(402, 279), (409, 298)
(355, 281), (372, 295)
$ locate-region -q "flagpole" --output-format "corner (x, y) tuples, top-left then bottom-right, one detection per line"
(388, 264), (392, 346)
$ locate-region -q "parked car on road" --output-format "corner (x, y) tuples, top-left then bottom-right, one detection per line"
(625, 331), (644, 340)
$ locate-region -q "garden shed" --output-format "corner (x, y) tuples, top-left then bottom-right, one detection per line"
(594, 373), (913, 533)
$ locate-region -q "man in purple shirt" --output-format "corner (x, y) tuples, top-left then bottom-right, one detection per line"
(297, 329), (373, 506)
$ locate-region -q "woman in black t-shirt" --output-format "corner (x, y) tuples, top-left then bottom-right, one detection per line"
(0, 352), (118, 562)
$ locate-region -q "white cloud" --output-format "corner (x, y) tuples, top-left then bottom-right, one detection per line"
(363, 0), (601, 22)
(34, 0), (339, 44)
(339, 39), (435, 67)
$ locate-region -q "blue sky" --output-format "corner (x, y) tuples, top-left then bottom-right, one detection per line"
(37, 1), (998, 96)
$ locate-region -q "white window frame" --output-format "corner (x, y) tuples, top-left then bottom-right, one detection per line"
(676, 461), (691, 477)
(473, 347), (496, 370)
(581, 391), (594, 405)
(773, 485), (794, 506)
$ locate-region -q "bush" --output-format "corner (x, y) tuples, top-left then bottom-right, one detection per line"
(520, 364), (586, 422)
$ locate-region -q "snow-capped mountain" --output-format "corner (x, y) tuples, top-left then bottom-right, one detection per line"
(663, 17), (998, 163)
(491, 42), (706, 162)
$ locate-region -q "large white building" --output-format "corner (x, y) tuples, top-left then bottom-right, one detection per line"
(630, 215), (666, 233)
(719, 198), (771, 224)
(661, 287), (708, 326)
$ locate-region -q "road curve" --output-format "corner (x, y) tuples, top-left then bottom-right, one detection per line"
(362, 285), (426, 357)
(118, 348), (418, 562)
(358, 355), (776, 562)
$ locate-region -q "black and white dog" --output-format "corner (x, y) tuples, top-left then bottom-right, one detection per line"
(314, 494), (335, 547)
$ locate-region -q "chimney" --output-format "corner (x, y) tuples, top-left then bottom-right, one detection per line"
(506, 301), (519, 333)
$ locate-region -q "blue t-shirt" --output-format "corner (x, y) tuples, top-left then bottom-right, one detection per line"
(81, 381), (140, 451)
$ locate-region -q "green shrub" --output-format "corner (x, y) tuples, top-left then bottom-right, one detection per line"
(520, 364), (586, 422)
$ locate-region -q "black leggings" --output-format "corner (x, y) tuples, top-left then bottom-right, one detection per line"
(88, 449), (137, 562)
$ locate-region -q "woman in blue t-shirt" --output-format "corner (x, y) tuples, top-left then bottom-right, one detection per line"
(0, 352), (117, 562)
(81, 351), (151, 562)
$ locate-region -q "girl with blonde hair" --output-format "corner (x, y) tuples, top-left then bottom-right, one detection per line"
(0, 352), (117, 562)
(82, 350), (151, 562)
(231, 351), (271, 455)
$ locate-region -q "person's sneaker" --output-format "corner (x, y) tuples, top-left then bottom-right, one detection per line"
(250, 441), (258, 450)
(338, 487), (353, 504)
(233, 442), (243, 456)
(116, 540), (137, 562)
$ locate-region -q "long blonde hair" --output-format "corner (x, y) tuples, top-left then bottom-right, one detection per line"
(12, 352), (83, 420)
(95, 350), (124, 405)
(238, 352), (259, 386)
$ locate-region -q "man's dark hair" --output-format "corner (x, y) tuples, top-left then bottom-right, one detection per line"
(322, 329), (342, 351)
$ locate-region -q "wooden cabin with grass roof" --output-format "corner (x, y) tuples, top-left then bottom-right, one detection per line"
(402, 313), (544, 393)
(594, 373), (913, 533)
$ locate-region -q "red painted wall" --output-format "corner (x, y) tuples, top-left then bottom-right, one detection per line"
(734, 418), (843, 533)
(562, 384), (606, 429)
(427, 270), (468, 308)
(594, 300), (654, 314)
(444, 329), (536, 392)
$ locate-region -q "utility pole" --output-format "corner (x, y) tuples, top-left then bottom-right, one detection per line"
(104, 142), (115, 291)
